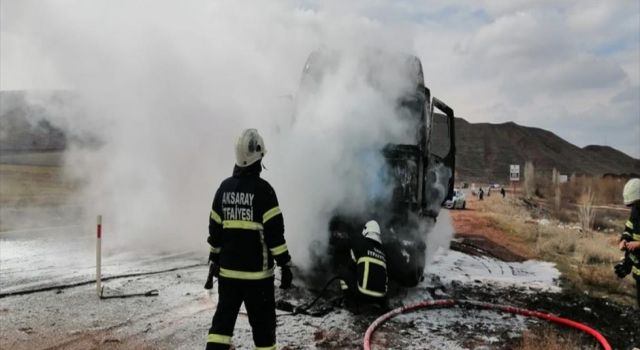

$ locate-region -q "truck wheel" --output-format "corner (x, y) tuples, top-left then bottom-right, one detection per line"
(462, 201), (466, 209)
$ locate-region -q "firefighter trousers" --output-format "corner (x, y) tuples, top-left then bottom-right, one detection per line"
(635, 275), (639, 308)
(338, 266), (386, 308)
(206, 276), (276, 350)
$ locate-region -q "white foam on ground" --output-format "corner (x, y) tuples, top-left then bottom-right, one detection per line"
(425, 247), (561, 292)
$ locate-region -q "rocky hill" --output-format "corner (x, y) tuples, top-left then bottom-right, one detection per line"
(454, 117), (640, 182)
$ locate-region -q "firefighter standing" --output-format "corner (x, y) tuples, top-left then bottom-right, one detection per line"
(339, 220), (388, 308)
(616, 178), (640, 307)
(206, 129), (293, 350)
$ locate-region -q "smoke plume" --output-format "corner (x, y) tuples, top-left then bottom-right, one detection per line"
(2, 0), (453, 273)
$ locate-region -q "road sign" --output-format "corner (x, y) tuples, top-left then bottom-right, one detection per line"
(510, 164), (520, 181)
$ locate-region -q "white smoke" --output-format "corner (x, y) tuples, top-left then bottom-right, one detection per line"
(423, 160), (455, 263)
(2, 1), (426, 272)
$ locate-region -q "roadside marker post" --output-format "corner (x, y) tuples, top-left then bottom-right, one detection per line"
(92, 216), (160, 300)
(96, 215), (102, 297)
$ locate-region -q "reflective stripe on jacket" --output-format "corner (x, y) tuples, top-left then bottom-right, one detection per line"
(622, 206), (640, 276)
(350, 233), (387, 298)
(208, 162), (291, 280)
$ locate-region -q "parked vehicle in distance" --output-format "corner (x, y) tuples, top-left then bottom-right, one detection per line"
(444, 188), (466, 209)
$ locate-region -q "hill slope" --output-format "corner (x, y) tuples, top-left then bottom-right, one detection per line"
(454, 117), (640, 182)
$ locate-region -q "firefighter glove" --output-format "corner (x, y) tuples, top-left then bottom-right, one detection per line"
(614, 256), (632, 279)
(280, 266), (293, 289)
(204, 262), (220, 290)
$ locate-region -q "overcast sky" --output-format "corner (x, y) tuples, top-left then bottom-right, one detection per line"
(2, 0), (639, 158)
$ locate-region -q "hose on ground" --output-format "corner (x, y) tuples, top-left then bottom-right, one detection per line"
(0, 263), (205, 298)
(363, 299), (612, 350)
(99, 287), (159, 299)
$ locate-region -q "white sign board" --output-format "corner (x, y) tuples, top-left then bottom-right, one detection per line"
(510, 164), (520, 181)
(559, 174), (568, 183)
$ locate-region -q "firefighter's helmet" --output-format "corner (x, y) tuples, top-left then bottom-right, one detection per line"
(362, 220), (382, 244)
(235, 129), (266, 167)
(623, 178), (640, 206)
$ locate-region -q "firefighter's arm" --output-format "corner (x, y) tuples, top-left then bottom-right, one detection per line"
(208, 188), (223, 264)
(622, 219), (634, 240)
(625, 241), (640, 251)
(619, 219), (635, 250)
(262, 186), (291, 267)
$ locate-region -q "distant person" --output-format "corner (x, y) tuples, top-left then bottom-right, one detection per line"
(478, 187), (484, 201)
(205, 129), (293, 350)
(614, 178), (640, 307)
(339, 220), (388, 310)
(501, 187), (506, 198)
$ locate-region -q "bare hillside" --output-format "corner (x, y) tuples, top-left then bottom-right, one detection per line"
(454, 117), (640, 182)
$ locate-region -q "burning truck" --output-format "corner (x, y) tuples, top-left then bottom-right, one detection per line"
(296, 50), (456, 289)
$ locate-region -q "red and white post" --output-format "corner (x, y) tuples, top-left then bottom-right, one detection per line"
(96, 215), (102, 297)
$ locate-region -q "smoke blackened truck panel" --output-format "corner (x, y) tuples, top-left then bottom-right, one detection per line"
(300, 50), (456, 288)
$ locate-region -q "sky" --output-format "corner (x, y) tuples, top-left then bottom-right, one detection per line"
(2, 0), (639, 158)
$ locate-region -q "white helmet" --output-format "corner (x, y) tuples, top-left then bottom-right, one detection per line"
(235, 129), (266, 167)
(362, 220), (382, 244)
(623, 178), (640, 206)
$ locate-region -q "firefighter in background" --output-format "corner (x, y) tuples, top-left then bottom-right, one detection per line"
(615, 178), (640, 307)
(339, 220), (388, 309)
(205, 129), (293, 350)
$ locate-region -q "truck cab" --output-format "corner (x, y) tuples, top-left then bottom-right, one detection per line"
(298, 50), (456, 288)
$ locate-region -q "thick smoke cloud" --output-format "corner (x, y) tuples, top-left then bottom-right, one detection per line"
(2, 0), (454, 272)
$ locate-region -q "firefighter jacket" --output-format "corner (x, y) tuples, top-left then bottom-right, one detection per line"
(622, 205), (640, 277)
(348, 233), (388, 298)
(208, 162), (291, 280)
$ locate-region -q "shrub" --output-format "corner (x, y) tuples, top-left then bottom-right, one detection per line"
(516, 326), (597, 350)
(578, 186), (595, 233)
(542, 233), (577, 254)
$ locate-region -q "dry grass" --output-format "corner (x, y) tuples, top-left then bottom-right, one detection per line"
(578, 234), (619, 265)
(0, 163), (78, 207)
(0, 160), (81, 232)
(577, 186), (596, 233)
(559, 176), (626, 206)
(515, 326), (598, 350)
(540, 231), (577, 255)
(474, 195), (637, 306)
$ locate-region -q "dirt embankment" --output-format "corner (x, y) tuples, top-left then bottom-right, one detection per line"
(449, 198), (532, 262)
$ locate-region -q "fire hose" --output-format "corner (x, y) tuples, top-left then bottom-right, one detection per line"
(0, 263), (204, 299)
(363, 299), (612, 350)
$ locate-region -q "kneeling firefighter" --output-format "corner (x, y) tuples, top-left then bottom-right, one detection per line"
(615, 178), (640, 307)
(339, 220), (388, 307)
(205, 129), (293, 350)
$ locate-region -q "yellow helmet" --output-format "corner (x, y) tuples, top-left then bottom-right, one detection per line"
(235, 129), (266, 167)
(623, 178), (640, 206)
